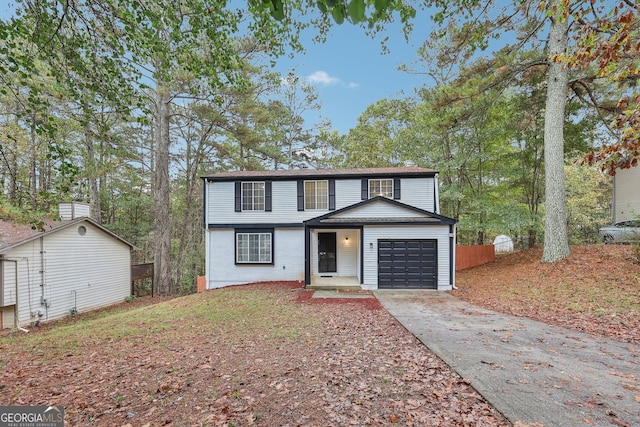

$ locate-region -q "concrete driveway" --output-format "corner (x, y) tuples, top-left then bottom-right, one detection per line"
(373, 291), (640, 427)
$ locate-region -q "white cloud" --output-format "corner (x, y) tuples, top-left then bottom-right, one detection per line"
(307, 70), (340, 85)
(306, 70), (358, 88)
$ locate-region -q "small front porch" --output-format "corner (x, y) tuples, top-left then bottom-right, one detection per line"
(304, 225), (363, 290)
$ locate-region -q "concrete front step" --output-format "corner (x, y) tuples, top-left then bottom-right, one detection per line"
(305, 285), (362, 291)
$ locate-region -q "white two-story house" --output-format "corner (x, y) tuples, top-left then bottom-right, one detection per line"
(202, 167), (457, 290)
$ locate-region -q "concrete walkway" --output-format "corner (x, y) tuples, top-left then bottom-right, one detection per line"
(373, 291), (640, 427)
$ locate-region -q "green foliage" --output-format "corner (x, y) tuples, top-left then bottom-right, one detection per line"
(0, 199), (32, 223)
(333, 41), (608, 248)
(1, 0), (631, 290)
(310, 0), (415, 28)
(0, 0), (337, 295)
(565, 163), (613, 244)
(337, 98), (411, 167)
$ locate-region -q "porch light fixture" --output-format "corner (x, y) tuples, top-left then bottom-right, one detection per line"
(345, 236), (349, 241)
(369, 242), (373, 249)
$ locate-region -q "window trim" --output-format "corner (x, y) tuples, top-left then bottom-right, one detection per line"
(299, 179), (335, 211)
(304, 180), (329, 211)
(241, 181), (266, 211)
(368, 178), (394, 198)
(235, 229), (274, 265)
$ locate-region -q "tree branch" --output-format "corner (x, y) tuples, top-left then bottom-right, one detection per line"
(568, 78), (619, 136)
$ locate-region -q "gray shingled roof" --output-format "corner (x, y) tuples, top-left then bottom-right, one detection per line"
(0, 219), (41, 250)
(0, 217), (135, 253)
(202, 166), (437, 180)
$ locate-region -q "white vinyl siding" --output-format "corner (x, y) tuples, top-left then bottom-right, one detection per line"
(2, 221), (131, 328)
(305, 180), (328, 210)
(203, 172), (451, 290)
(362, 226), (452, 291)
(58, 201), (91, 220)
(207, 228), (305, 288)
(242, 182), (265, 211)
(615, 167), (640, 222)
(236, 232), (272, 263)
(369, 179), (393, 198)
(206, 177), (437, 224)
(402, 178), (435, 212)
(331, 199), (427, 219)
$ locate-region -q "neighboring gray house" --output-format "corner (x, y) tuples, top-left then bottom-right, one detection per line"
(614, 166), (640, 222)
(202, 167), (457, 291)
(0, 203), (134, 329)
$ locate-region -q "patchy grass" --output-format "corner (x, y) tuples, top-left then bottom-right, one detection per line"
(3, 284), (318, 361)
(0, 282), (507, 426)
(454, 244), (640, 344)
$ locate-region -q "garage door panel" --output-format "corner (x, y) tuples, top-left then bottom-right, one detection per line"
(378, 239), (438, 289)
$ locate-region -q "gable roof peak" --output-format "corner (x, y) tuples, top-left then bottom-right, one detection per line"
(0, 217), (134, 253)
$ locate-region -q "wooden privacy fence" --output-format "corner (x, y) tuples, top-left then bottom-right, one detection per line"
(197, 276), (206, 293)
(131, 262), (154, 296)
(456, 245), (495, 271)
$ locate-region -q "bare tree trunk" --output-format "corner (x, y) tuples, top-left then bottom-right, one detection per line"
(542, 7), (571, 263)
(8, 122), (18, 204)
(154, 84), (172, 296)
(173, 181), (196, 293)
(29, 114), (38, 210)
(173, 141), (193, 293)
(99, 139), (106, 222)
(84, 122), (102, 223)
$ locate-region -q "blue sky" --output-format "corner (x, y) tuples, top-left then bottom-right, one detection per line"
(273, 21), (430, 135)
(0, 2), (431, 136)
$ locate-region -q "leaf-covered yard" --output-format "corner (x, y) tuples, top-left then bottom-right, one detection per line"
(2, 244), (637, 426)
(454, 244), (640, 345)
(0, 283), (507, 426)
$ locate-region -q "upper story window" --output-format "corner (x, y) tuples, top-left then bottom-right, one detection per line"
(297, 179), (335, 211)
(235, 181), (271, 212)
(305, 180), (328, 210)
(242, 182), (265, 211)
(369, 179), (394, 198)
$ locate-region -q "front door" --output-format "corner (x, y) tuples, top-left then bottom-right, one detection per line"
(318, 232), (337, 273)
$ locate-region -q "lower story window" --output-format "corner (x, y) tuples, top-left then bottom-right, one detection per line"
(236, 230), (273, 264)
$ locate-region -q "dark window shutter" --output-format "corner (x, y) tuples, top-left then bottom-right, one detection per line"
(297, 180), (304, 211)
(265, 181), (272, 212)
(235, 181), (242, 212)
(329, 179), (336, 210)
(361, 179), (368, 200)
(393, 178), (401, 200)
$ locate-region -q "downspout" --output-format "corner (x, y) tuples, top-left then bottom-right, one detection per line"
(39, 236), (48, 320)
(434, 173), (440, 214)
(450, 224), (457, 290)
(359, 226), (364, 285)
(203, 179), (209, 291)
(304, 226), (311, 287)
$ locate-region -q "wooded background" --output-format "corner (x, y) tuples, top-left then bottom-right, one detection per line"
(0, 0), (636, 295)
